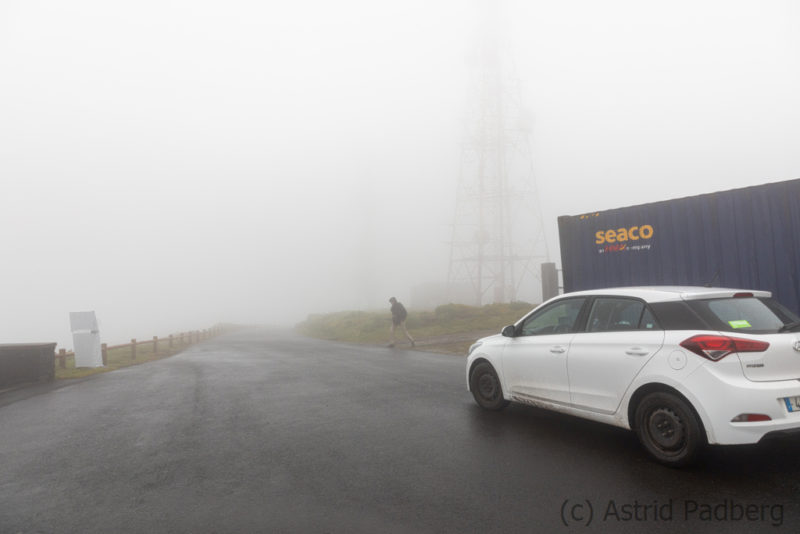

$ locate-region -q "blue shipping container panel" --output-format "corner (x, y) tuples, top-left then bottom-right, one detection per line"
(557, 178), (800, 313)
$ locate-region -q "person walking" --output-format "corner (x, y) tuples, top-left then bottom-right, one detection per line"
(388, 297), (415, 348)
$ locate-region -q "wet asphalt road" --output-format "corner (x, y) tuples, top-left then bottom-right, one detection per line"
(2, 328), (800, 534)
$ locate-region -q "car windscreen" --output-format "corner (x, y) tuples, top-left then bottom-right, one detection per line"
(686, 297), (800, 334)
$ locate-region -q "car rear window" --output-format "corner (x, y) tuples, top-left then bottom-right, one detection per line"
(686, 297), (800, 333)
(648, 301), (708, 330)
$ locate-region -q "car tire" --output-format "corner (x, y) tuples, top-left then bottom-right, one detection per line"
(470, 362), (509, 411)
(634, 392), (704, 467)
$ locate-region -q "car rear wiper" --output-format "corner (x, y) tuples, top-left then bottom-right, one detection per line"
(779, 321), (800, 333)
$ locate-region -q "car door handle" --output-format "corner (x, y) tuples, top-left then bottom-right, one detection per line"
(550, 346), (566, 354)
(625, 347), (649, 356)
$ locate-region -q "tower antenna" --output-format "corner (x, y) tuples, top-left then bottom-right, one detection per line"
(448, 1), (549, 305)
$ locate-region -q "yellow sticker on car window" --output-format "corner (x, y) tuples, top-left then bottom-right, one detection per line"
(729, 320), (752, 329)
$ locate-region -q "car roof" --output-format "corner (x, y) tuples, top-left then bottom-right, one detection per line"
(555, 286), (772, 303)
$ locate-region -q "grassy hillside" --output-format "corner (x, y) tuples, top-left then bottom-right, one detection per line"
(55, 343), (181, 379)
(296, 301), (535, 344)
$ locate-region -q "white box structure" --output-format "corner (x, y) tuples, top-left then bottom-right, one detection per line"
(70, 311), (103, 367)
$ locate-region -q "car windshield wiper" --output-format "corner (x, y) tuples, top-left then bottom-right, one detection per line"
(778, 320), (800, 333)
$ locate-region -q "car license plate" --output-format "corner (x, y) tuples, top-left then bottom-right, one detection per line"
(784, 396), (800, 412)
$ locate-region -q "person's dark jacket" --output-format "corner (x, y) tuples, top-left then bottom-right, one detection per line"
(391, 301), (407, 324)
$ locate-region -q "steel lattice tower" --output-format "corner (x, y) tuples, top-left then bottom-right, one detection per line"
(447, 2), (549, 305)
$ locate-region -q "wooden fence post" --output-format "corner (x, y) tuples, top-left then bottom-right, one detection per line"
(58, 348), (66, 369)
(131, 339), (137, 360)
(101, 343), (108, 366)
(153, 336), (158, 354)
(180, 332), (184, 345)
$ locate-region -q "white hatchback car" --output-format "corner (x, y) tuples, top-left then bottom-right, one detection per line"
(466, 286), (800, 466)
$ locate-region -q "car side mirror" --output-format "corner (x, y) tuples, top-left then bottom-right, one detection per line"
(501, 325), (516, 338)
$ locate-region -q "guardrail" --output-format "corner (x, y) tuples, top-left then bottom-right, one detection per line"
(55, 325), (228, 369)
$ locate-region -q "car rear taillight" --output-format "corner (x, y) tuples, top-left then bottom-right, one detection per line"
(679, 335), (770, 361)
(733, 292), (754, 298)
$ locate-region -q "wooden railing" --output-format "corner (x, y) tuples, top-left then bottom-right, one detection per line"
(55, 325), (229, 369)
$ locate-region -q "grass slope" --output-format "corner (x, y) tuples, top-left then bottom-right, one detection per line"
(55, 343), (187, 379)
(296, 301), (535, 345)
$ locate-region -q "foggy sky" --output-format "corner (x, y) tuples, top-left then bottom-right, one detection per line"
(2, 0), (799, 349)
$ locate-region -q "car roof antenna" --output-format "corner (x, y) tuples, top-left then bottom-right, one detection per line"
(704, 269), (721, 288)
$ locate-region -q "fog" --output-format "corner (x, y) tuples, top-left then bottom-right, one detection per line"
(2, 0), (799, 349)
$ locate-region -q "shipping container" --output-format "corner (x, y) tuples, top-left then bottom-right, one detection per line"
(557, 178), (800, 313)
